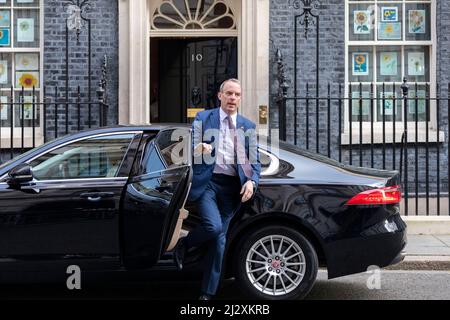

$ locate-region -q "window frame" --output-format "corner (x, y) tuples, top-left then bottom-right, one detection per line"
(344, 0), (438, 143)
(0, 0), (44, 147)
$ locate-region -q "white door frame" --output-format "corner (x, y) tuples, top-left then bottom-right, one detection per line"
(118, 0), (269, 130)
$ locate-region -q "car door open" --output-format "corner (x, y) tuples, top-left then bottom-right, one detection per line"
(121, 128), (192, 269)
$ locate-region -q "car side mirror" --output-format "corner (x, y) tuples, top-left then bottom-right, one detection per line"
(7, 163), (34, 185)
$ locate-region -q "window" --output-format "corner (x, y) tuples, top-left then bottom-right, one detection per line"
(345, 0), (435, 129)
(29, 134), (134, 180)
(151, 0), (236, 31)
(0, 0), (42, 139)
(136, 129), (189, 196)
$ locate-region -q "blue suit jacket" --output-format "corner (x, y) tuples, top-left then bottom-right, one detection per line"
(188, 108), (261, 202)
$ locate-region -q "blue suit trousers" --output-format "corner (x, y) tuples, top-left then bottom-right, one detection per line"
(185, 173), (241, 296)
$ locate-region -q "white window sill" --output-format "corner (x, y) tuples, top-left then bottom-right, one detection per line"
(341, 128), (445, 145)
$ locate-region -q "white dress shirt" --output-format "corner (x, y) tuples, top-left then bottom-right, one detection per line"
(213, 108), (238, 176)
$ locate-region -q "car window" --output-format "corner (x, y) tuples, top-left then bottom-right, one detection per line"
(142, 129), (190, 174)
(29, 134), (134, 180)
(259, 148), (280, 177)
(0, 135), (69, 173)
(143, 141), (167, 173)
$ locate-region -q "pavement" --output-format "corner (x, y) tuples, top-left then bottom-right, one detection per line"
(388, 234), (450, 271)
(2, 270), (449, 300)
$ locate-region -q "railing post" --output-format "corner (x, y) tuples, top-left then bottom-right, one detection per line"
(96, 93), (108, 128)
(43, 86), (47, 143)
(276, 49), (289, 141)
(97, 87), (105, 127)
(96, 55), (108, 127)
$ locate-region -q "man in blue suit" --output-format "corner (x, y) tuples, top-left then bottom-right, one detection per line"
(174, 78), (261, 300)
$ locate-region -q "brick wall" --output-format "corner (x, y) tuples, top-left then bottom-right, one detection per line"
(269, 0), (345, 156)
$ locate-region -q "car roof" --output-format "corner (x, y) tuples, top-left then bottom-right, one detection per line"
(87, 123), (190, 132)
(60, 124), (191, 139)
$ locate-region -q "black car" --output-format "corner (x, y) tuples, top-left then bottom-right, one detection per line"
(0, 125), (406, 300)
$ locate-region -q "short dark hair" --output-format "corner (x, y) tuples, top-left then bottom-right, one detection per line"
(219, 78), (241, 92)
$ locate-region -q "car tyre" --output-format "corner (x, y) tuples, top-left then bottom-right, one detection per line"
(234, 225), (318, 300)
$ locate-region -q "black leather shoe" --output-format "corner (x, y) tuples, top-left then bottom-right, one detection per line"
(173, 238), (187, 271)
(198, 294), (212, 301)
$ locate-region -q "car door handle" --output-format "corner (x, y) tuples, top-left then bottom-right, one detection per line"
(80, 192), (114, 202)
(98, 192), (115, 198)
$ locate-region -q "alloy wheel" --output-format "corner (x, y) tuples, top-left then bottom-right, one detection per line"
(245, 234), (306, 296)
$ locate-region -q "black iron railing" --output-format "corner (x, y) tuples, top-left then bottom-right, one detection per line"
(273, 2), (449, 215)
(0, 84), (109, 162)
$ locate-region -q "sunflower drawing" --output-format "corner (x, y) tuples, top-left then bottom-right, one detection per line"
(21, 57), (30, 67)
(18, 73), (38, 88)
(383, 8), (397, 22)
(385, 24), (394, 34)
(20, 20), (29, 32)
(356, 12), (367, 24)
(0, 28), (10, 46)
(355, 54), (366, 66)
(354, 53), (368, 74)
(415, 61), (421, 73)
(410, 10), (425, 33)
(380, 53), (397, 75)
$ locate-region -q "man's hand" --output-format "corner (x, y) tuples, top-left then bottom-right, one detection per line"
(240, 180), (254, 203)
(194, 143), (213, 155)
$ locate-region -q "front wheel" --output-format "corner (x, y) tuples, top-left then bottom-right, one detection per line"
(235, 225), (318, 300)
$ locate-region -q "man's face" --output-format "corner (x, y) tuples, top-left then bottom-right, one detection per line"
(218, 81), (241, 115)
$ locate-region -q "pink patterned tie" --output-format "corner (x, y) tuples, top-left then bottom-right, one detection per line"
(226, 116), (253, 179)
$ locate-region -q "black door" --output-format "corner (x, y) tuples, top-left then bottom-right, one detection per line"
(121, 128), (192, 269)
(157, 37), (238, 123)
(0, 133), (138, 272)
